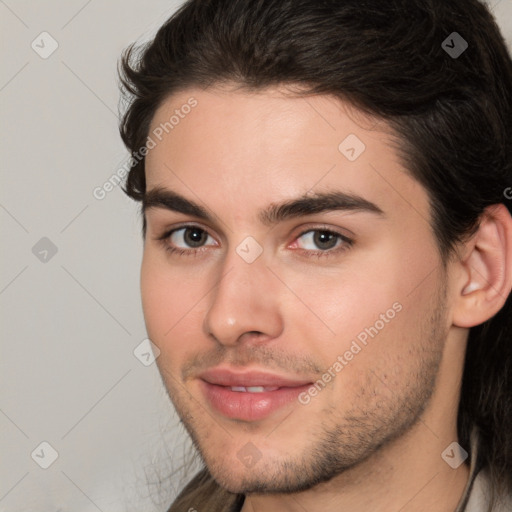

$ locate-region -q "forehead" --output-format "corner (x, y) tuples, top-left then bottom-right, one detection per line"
(147, 85), (385, 167)
(144, 85), (430, 229)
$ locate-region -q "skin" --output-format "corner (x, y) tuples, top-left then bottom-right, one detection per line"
(140, 85), (490, 512)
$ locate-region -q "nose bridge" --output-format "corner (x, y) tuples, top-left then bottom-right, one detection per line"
(203, 246), (283, 346)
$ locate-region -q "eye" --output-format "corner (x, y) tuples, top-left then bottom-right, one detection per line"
(291, 228), (353, 257)
(170, 226), (212, 248)
(157, 225), (217, 255)
(156, 225), (353, 259)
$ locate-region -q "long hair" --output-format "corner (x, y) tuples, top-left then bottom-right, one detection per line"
(117, 0), (512, 507)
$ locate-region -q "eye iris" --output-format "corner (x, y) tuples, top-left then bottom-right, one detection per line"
(184, 228), (207, 247)
(313, 230), (338, 250)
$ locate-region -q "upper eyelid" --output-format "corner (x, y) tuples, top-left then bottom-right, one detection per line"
(171, 225), (217, 244)
(157, 222), (217, 242)
(149, 209), (357, 236)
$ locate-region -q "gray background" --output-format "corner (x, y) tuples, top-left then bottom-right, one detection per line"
(1, 1), (511, 510)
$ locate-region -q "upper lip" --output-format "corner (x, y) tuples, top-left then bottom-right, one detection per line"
(199, 367), (313, 388)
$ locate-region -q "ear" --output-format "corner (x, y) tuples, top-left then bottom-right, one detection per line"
(452, 204), (512, 328)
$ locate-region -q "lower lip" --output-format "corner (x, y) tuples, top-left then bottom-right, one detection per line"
(199, 380), (312, 421)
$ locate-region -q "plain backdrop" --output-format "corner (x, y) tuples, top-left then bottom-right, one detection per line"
(1, 1), (511, 510)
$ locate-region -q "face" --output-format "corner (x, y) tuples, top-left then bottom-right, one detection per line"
(141, 85), (451, 493)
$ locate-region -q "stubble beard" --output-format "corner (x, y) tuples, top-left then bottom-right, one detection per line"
(161, 285), (448, 495)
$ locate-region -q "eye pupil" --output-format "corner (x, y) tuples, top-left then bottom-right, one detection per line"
(184, 228), (207, 247)
(314, 230), (338, 250)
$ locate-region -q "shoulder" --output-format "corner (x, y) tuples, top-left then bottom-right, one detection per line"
(167, 468), (245, 512)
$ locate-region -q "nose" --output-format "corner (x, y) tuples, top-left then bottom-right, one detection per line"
(202, 247), (284, 347)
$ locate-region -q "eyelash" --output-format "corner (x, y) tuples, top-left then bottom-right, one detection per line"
(156, 224), (354, 259)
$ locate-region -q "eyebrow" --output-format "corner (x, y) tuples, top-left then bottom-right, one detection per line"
(142, 186), (384, 232)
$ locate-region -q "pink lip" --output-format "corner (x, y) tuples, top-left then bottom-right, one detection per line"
(198, 367), (313, 421)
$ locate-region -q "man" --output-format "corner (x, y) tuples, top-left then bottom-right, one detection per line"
(117, 0), (512, 510)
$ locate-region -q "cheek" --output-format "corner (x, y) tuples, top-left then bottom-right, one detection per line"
(140, 254), (168, 339)
(140, 252), (196, 346)
(140, 251), (215, 379)
(284, 240), (440, 363)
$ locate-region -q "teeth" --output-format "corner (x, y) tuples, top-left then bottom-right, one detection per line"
(229, 386), (279, 392)
(246, 386), (265, 393)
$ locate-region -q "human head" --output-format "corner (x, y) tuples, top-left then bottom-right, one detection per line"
(118, 0), (512, 504)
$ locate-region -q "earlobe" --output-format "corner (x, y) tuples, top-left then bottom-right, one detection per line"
(452, 204), (512, 328)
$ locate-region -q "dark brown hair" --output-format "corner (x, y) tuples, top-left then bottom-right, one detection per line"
(118, 0), (512, 508)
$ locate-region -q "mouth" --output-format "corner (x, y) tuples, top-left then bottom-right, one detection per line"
(224, 385), (281, 392)
(198, 367), (314, 421)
